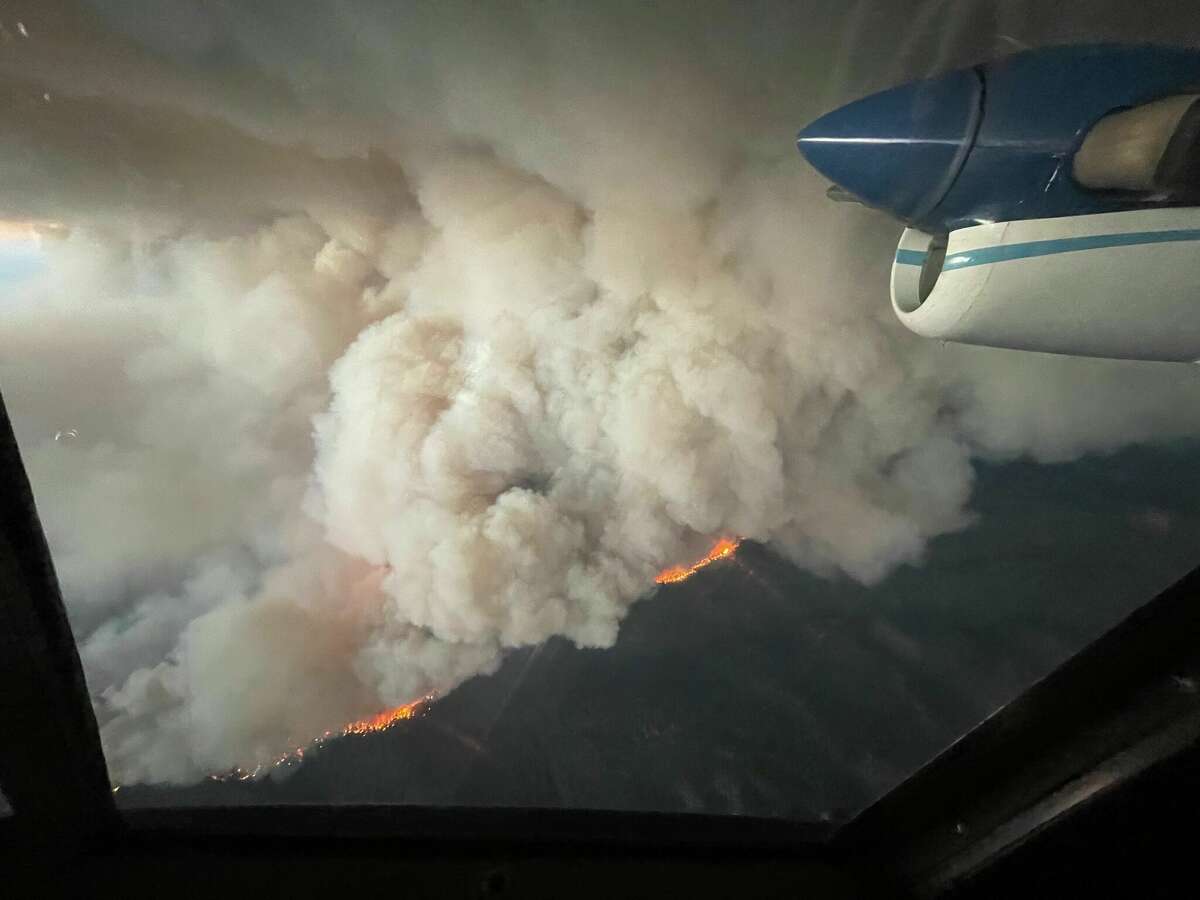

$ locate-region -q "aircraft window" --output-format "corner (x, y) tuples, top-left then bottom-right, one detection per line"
(5, 3), (1200, 825)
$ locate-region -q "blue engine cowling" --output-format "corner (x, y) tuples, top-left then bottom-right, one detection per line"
(797, 44), (1200, 234)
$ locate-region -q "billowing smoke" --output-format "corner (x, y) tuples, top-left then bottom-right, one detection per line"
(5, 0), (1200, 784)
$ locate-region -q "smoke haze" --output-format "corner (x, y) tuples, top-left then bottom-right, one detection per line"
(5, 0), (1200, 783)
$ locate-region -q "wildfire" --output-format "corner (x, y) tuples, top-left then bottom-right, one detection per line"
(209, 694), (433, 783)
(342, 697), (429, 735)
(205, 541), (741, 785)
(654, 537), (741, 585)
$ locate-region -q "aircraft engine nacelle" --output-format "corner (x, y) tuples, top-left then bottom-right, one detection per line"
(891, 208), (1200, 362)
(797, 44), (1200, 362)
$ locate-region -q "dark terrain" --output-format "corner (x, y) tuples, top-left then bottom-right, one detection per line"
(116, 443), (1200, 822)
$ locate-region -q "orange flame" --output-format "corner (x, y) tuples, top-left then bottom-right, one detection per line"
(342, 696), (429, 735)
(206, 541), (742, 785)
(209, 695), (434, 782)
(655, 537), (741, 585)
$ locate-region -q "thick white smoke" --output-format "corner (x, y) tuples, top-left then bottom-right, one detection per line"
(5, 0), (1200, 783)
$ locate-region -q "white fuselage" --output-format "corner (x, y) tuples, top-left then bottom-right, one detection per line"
(891, 208), (1200, 362)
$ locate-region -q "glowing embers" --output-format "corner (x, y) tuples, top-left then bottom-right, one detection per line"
(208, 539), (742, 784)
(209, 694), (433, 782)
(342, 696), (429, 735)
(654, 537), (741, 585)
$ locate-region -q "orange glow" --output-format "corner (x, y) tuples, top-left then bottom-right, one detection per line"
(209, 694), (434, 783)
(0, 219), (66, 241)
(207, 541), (743, 785)
(0, 221), (38, 241)
(342, 696), (429, 735)
(655, 537), (741, 585)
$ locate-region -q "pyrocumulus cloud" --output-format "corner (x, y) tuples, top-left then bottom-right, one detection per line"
(4, 0), (1200, 783)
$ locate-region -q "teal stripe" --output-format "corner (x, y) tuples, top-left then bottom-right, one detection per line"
(942, 228), (1200, 271)
(895, 249), (928, 266)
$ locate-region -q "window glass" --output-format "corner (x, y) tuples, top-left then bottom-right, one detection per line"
(5, 1), (1200, 822)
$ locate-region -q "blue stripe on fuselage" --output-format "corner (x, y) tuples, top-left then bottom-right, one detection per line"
(895, 249), (928, 266)
(941, 228), (1200, 271)
(894, 228), (1200, 271)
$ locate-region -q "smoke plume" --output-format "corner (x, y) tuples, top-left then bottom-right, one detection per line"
(5, 0), (1200, 783)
